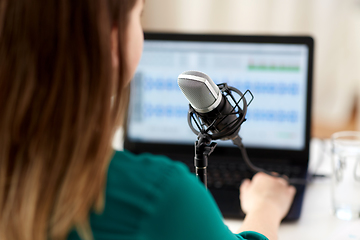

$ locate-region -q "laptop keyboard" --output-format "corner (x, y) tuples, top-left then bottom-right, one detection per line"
(184, 161), (303, 190)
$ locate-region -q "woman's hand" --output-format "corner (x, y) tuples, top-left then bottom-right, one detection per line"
(240, 172), (296, 220)
(237, 172), (296, 240)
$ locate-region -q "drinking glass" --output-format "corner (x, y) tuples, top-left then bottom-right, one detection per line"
(331, 131), (360, 220)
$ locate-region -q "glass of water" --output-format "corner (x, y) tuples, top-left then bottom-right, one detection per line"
(331, 131), (360, 220)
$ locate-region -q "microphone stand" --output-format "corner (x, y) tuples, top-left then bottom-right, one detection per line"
(194, 133), (217, 189)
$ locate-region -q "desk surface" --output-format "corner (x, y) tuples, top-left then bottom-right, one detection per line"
(224, 139), (360, 240)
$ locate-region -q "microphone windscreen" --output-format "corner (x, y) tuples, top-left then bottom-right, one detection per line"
(178, 71), (221, 112)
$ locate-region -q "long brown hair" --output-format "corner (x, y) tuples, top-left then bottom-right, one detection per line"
(0, 0), (136, 239)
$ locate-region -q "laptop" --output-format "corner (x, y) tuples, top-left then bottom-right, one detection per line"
(124, 32), (314, 221)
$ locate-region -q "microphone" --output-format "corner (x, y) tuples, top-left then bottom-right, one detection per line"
(178, 70), (252, 187)
(178, 71), (247, 140)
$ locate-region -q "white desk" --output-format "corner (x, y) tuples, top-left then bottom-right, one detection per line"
(224, 139), (360, 240)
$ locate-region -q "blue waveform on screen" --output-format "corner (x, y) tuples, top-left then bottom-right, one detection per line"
(142, 76), (299, 96)
(143, 104), (188, 118)
(144, 77), (180, 91)
(219, 80), (299, 95)
(142, 104), (298, 123)
(246, 109), (298, 123)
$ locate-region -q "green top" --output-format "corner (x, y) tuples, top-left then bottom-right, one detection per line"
(67, 150), (268, 240)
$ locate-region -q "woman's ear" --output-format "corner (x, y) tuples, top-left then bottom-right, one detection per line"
(111, 28), (119, 69)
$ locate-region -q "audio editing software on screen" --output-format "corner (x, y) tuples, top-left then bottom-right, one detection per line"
(128, 40), (309, 150)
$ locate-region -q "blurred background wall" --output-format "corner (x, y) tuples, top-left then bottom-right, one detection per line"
(141, 0), (360, 138)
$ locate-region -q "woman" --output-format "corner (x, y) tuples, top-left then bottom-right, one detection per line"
(0, 0), (295, 240)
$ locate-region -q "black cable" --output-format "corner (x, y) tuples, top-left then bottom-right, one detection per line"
(232, 135), (308, 185)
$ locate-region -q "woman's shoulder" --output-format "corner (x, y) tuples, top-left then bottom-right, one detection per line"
(86, 150), (191, 236)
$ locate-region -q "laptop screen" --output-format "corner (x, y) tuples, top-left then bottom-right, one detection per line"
(127, 33), (312, 152)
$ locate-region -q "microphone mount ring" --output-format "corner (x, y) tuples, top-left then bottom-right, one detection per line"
(187, 83), (253, 140)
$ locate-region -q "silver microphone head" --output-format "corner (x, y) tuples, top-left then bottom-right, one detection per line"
(177, 71), (222, 113)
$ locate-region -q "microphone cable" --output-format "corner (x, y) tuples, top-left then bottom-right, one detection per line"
(232, 135), (308, 185)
